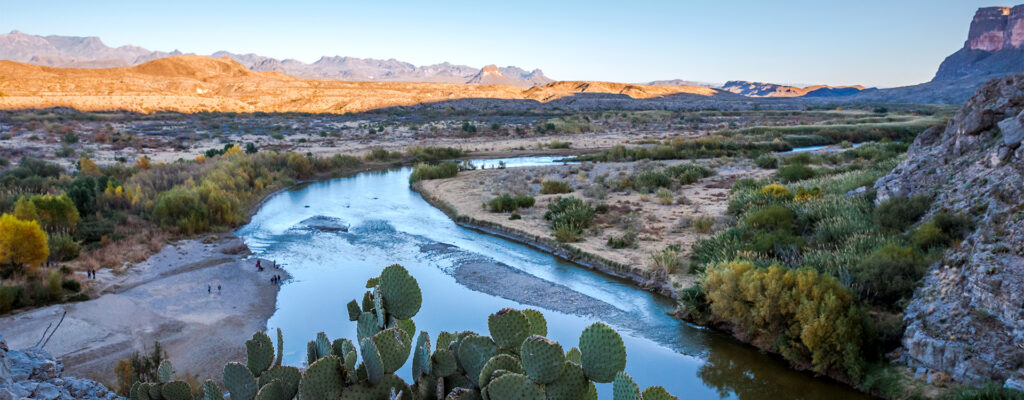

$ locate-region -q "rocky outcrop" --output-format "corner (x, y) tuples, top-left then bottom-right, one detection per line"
(874, 75), (1024, 388)
(720, 80), (872, 98)
(0, 334), (121, 400)
(934, 5), (1024, 81)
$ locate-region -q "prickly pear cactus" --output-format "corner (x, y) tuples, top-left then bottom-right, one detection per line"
(457, 335), (499, 387)
(258, 366), (301, 400)
(565, 347), (582, 365)
(544, 361), (588, 400)
(202, 380), (223, 400)
(254, 379), (284, 400)
(484, 373), (544, 400)
(612, 371), (641, 400)
(158, 360), (174, 383)
(519, 335), (564, 384)
(360, 337), (385, 385)
(299, 355), (344, 400)
(521, 309), (547, 336)
(222, 362), (258, 400)
(640, 386), (679, 400)
(579, 322), (627, 383)
(347, 300), (361, 321)
(162, 381), (192, 400)
(246, 331), (275, 376)
(372, 327), (412, 374)
(431, 348), (458, 377)
(477, 354), (523, 388)
(378, 264), (422, 320)
(412, 332), (432, 380)
(275, 328), (284, 368)
(487, 308), (530, 351)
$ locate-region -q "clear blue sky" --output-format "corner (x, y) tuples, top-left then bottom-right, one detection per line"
(0, 0), (1004, 87)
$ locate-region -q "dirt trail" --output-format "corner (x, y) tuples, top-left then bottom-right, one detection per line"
(0, 234), (287, 385)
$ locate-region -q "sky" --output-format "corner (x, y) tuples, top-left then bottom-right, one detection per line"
(0, 0), (1005, 87)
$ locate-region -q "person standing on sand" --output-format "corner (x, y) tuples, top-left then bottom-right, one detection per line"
(208, 285), (211, 293)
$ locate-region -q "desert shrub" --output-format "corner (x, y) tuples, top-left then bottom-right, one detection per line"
(776, 164), (816, 183)
(664, 164), (714, 184)
(873, 195), (930, 233)
(606, 231), (637, 249)
(544, 197), (595, 242)
(853, 244), (928, 308)
(703, 261), (866, 380)
(0, 286), (22, 313)
(409, 162), (459, 183)
(754, 154), (779, 169)
(366, 147), (402, 162)
(794, 187), (823, 202)
(547, 140), (571, 149)
(751, 230), (805, 255)
(487, 194), (534, 213)
(406, 146), (465, 163)
(692, 215), (714, 233)
(760, 184), (792, 200)
(633, 171), (672, 191)
(509, 213), (521, 220)
(746, 205), (796, 231)
(947, 382), (1024, 400)
(48, 233), (81, 261)
(655, 188), (673, 204)
(651, 246), (682, 273)
(784, 152), (814, 165)
(540, 180), (573, 194)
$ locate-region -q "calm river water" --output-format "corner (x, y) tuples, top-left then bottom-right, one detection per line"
(236, 156), (869, 399)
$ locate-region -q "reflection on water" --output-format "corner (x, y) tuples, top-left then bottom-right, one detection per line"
(236, 157), (868, 399)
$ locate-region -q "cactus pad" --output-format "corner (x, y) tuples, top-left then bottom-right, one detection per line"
(347, 300), (362, 321)
(477, 354), (523, 388)
(519, 335), (564, 384)
(544, 361), (588, 400)
(565, 347), (581, 365)
(246, 331), (274, 376)
(412, 331), (432, 380)
(357, 312), (381, 343)
(378, 264), (422, 320)
(299, 355), (344, 400)
(202, 380), (222, 400)
(161, 381), (191, 400)
(339, 374), (411, 400)
(457, 335), (499, 386)
(222, 362), (257, 400)
(578, 322), (626, 383)
(360, 337), (385, 385)
(332, 338), (355, 358)
(445, 387), (482, 400)
(640, 386), (678, 400)
(147, 383), (162, 400)
(392, 318), (416, 338)
(258, 366), (300, 400)
(431, 348), (458, 377)
(306, 341), (318, 366)
(585, 381), (598, 400)
(361, 291), (374, 312)
(436, 331), (458, 350)
(373, 286), (387, 328)
(484, 373), (544, 400)
(157, 360), (174, 383)
(275, 328), (284, 368)
(254, 379), (284, 400)
(315, 332), (332, 360)
(487, 308), (530, 351)
(372, 327), (413, 374)
(612, 372), (641, 400)
(521, 309), (547, 337)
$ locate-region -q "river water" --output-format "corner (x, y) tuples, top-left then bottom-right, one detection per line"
(236, 156), (869, 399)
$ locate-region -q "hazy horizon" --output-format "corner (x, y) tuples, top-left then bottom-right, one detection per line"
(0, 0), (1005, 88)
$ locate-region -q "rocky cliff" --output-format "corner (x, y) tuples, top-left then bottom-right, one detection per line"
(0, 334), (120, 399)
(934, 5), (1024, 81)
(720, 80), (872, 98)
(874, 75), (1024, 390)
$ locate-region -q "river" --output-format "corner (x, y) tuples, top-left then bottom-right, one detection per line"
(236, 156), (870, 399)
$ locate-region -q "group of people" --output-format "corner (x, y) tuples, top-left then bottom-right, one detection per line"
(85, 269), (97, 279)
(256, 259), (284, 284)
(207, 284), (221, 294)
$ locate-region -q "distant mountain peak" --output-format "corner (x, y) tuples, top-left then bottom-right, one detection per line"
(0, 30), (553, 86)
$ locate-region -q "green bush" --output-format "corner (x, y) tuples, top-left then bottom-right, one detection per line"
(606, 231), (637, 249)
(754, 154), (779, 169)
(406, 146), (466, 163)
(746, 205), (796, 231)
(947, 382), (1024, 400)
(152, 188), (210, 235)
(664, 164), (714, 184)
(874, 195), (930, 233)
(0, 286), (22, 313)
(366, 147), (402, 162)
(633, 171), (672, 191)
(49, 233), (81, 261)
(776, 164), (816, 183)
(409, 162), (459, 183)
(853, 244), (928, 308)
(61, 279), (81, 293)
(544, 197), (595, 242)
(692, 215), (714, 233)
(540, 180), (573, 194)
(487, 194), (535, 213)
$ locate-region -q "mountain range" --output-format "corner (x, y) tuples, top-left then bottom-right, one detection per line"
(0, 30), (552, 87)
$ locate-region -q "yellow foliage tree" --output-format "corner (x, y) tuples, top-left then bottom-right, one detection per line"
(136, 156), (151, 170)
(194, 154), (206, 164)
(79, 156), (101, 177)
(223, 145), (243, 156)
(703, 261), (865, 379)
(0, 214), (49, 274)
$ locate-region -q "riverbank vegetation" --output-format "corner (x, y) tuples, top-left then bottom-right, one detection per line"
(679, 142), (972, 394)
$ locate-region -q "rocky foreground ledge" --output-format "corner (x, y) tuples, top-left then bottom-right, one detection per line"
(0, 334), (121, 400)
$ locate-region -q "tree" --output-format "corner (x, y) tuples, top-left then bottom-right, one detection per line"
(136, 156), (151, 170)
(14, 194), (80, 233)
(244, 142), (258, 154)
(0, 214), (49, 275)
(79, 156), (101, 177)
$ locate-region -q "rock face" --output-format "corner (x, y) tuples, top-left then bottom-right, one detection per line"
(0, 334), (121, 400)
(934, 5), (1024, 81)
(874, 75), (1024, 387)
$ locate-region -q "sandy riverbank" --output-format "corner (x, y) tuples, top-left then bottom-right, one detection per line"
(0, 234), (287, 386)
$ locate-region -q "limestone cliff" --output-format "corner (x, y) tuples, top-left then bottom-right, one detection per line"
(874, 75), (1024, 389)
(934, 5), (1024, 81)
